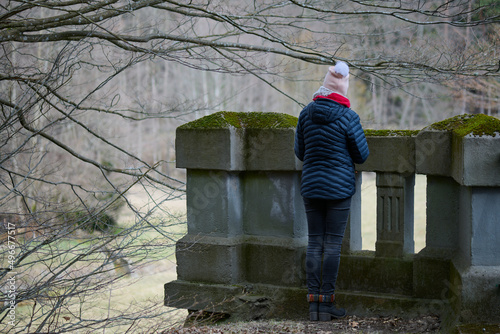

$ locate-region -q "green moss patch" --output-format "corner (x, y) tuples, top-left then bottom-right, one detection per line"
(429, 114), (500, 137)
(179, 111), (298, 129)
(364, 129), (420, 137)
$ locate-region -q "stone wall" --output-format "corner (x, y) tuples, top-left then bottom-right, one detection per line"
(165, 112), (500, 329)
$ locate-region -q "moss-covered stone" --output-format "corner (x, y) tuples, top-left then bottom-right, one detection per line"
(428, 113), (500, 137)
(364, 129), (420, 137)
(179, 111), (298, 129)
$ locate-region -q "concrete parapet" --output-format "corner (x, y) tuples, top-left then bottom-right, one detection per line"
(338, 253), (414, 295)
(185, 169), (305, 238)
(176, 112), (300, 171)
(186, 170), (242, 237)
(451, 135), (500, 186)
(417, 114), (500, 186)
(166, 112), (500, 329)
(415, 129), (452, 176)
(167, 112), (308, 321)
(450, 263), (500, 324)
(358, 135), (415, 173)
(176, 128), (241, 170)
(176, 234), (243, 284)
(457, 186), (500, 267)
(424, 175), (460, 253)
(165, 280), (309, 321)
(242, 236), (306, 286)
(241, 171), (305, 238)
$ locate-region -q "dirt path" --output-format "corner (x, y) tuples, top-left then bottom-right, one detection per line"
(164, 315), (441, 333)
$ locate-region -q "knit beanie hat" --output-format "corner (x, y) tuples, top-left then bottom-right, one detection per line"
(322, 61), (350, 97)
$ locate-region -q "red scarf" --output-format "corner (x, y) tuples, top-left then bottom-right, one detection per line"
(313, 92), (350, 108)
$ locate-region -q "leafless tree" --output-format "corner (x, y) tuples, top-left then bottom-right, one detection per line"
(0, 0), (499, 332)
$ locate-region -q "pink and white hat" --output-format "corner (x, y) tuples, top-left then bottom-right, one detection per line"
(322, 61), (350, 97)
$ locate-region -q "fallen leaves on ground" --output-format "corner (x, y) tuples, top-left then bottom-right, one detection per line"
(163, 315), (441, 333)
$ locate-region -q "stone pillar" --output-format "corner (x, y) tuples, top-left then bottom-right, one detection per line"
(415, 115), (500, 325)
(165, 112), (308, 321)
(411, 129), (457, 302)
(375, 172), (415, 257)
(452, 134), (500, 324)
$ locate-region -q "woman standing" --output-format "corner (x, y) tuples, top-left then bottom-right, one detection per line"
(294, 61), (369, 321)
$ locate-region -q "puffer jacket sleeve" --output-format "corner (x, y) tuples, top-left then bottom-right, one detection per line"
(294, 112), (305, 161)
(347, 112), (369, 164)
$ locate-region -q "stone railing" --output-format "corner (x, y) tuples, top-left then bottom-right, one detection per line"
(164, 112), (500, 330)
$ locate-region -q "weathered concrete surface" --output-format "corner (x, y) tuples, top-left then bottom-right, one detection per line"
(452, 135), (500, 187)
(338, 253), (414, 296)
(186, 170), (242, 237)
(176, 128), (241, 170)
(424, 176), (460, 252)
(168, 113), (309, 322)
(166, 112), (500, 331)
(176, 127), (300, 171)
(165, 280), (309, 321)
(450, 262), (500, 325)
(342, 172), (363, 253)
(357, 136), (415, 173)
(415, 129), (453, 176)
(241, 171), (305, 238)
(175, 235), (243, 284)
(375, 172), (415, 257)
(457, 187), (500, 267)
(166, 253), (452, 322)
(416, 122), (500, 187)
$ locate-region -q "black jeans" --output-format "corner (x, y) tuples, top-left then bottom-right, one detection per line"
(303, 197), (351, 296)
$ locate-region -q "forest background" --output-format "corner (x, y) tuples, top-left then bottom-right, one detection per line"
(0, 1), (499, 333)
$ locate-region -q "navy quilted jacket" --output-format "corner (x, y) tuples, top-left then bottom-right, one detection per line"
(294, 98), (369, 200)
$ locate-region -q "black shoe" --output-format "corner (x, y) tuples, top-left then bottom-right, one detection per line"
(318, 294), (347, 320)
